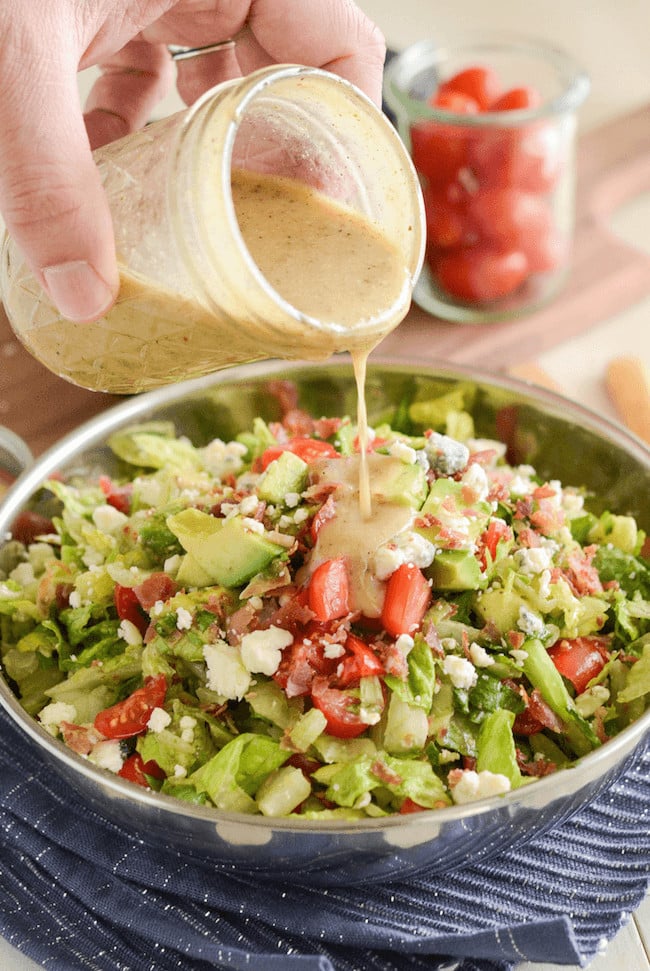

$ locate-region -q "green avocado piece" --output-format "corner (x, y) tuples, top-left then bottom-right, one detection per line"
(372, 458), (427, 509)
(473, 586), (528, 634)
(428, 549), (486, 591)
(167, 509), (285, 588)
(257, 450), (308, 505)
(416, 477), (490, 547)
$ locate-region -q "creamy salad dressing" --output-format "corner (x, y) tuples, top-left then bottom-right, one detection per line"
(309, 453), (414, 616)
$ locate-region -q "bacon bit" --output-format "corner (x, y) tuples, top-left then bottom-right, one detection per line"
(514, 497), (534, 521)
(441, 496), (457, 513)
(507, 630), (526, 650)
(602, 579), (620, 591)
(283, 409), (317, 437)
(381, 641), (409, 680)
(487, 482), (510, 503)
(302, 481), (338, 504)
(436, 525), (466, 549)
(468, 448), (499, 467)
(285, 752), (322, 776)
(447, 768), (465, 789)
(462, 755), (477, 771)
(516, 749), (558, 777)
(513, 688), (565, 736)
(518, 527), (542, 548)
(313, 417), (343, 440)
(371, 759), (403, 787)
(530, 500), (565, 536)
(226, 602), (260, 641)
(310, 493), (336, 543)
(593, 709), (609, 744)
(564, 548), (603, 595)
(481, 619), (501, 643)
(533, 484), (558, 500)
(55, 582), (74, 611)
(422, 619), (445, 657)
(269, 593), (315, 634)
(60, 722), (102, 755)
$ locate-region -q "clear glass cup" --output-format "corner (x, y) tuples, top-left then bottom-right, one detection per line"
(384, 33), (590, 324)
(1, 65), (425, 394)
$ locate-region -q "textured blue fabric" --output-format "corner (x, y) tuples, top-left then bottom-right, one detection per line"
(0, 704), (648, 971)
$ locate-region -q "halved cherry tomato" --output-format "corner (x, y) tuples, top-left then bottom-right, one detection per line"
(118, 752), (166, 788)
(337, 634), (384, 687)
(94, 674), (168, 739)
(260, 437), (338, 471)
(311, 676), (371, 738)
(308, 557), (350, 622)
(114, 584), (149, 636)
(477, 519), (513, 571)
(410, 120), (469, 186)
(381, 563), (431, 637)
(490, 86), (543, 112)
(547, 637), (609, 695)
(399, 797), (428, 814)
(431, 89), (480, 114)
(99, 475), (133, 514)
(435, 245), (528, 304)
(437, 66), (501, 111)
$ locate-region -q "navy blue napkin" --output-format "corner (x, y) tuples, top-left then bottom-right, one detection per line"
(0, 703), (648, 971)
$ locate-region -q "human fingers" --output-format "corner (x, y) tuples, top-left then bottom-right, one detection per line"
(84, 39), (175, 149)
(0, 19), (120, 322)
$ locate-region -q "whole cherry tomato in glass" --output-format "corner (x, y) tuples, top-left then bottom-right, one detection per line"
(435, 245), (528, 304)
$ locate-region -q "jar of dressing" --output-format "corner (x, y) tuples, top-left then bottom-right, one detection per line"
(0, 65), (425, 394)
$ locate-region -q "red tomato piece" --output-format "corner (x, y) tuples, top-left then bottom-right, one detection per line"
(99, 475), (133, 514)
(274, 636), (339, 697)
(337, 634), (384, 687)
(438, 66), (501, 111)
(435, 245), (528, 304)
(477, 519), (513, 570)
(311, 677), (371, 738)
(467, 186), (553, 250)
(114, 584), (149, 636)
(10, 510), (55, 545)
(431, 89), (480, 114)
(310, 494), (336, 543)
(118, 753), (165, 788)
(547, 637), (609, 695)
(94, 674), (168, 739)
(423, 182), (471, 249)
(399, 797), (428, 814)
(381, 563), (432, 637)
(308, 558), (350, 622)
(260, 437), (338, 471)
(468, 123), (561, 193)
(490, 86), (543, 112)
(410, 119), (469, 187)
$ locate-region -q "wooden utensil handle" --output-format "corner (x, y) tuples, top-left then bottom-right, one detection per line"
(605, 356), (650, 444)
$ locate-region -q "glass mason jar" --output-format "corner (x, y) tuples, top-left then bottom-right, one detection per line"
(1, 65), (425, 394)
(384, 33), (590, 324)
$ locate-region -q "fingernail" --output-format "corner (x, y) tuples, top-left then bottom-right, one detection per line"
(41, 260), (116, 322)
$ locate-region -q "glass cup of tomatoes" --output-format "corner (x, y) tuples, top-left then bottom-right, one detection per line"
(384, 33), (590, 323)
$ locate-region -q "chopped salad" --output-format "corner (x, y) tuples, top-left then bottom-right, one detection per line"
(1, 384), (649, 819)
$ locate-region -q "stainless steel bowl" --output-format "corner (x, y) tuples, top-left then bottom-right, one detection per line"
(0, 358), (648, 886)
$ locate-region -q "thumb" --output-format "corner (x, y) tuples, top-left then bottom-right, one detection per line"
(0, 45), (119, 322)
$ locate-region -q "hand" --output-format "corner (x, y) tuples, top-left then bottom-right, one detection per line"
(0, 1), (386, 323)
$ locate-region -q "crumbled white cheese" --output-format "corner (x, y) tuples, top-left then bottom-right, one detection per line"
(92, 504), (129, 534)
(179, 715), (197, 731)
(575, 684), (610, 717)
(176, 607), (193, 631)
(425, 432), (469, 474)
(247, 595), (264, 611)
(284, 492), (300, 508)
(0, 583), (20, 600)
(516, 546), (554, 576)
(510, 648), (529, 665)
(89, 739), (125, 774)
(163, 554), (182, 575)
(133, 476), (164, 508)
(461, 462), (489, 502)
(517, 605), (546, 637)
(469, 642), (494, 668)
(509, 472), (536, 496)
(68, 590), (82, 609)
(242, 517), (265, 535)
(203, 641), (251, 700)
(387, 440), (417, 464)
(9, 562), (35, 586)
(240, 626), (294, 676)
(118, 618), (143, 646)
(374, 530), (437, 581)
(442, 655), (477, 690)
(202, 438), (247, 477)
(239, 494), (259, 516)
(173, 764), (188, 778)
(150, 599), (165, 617)
(451, 769), (511, 804)
(323, 641), (346, 659)
(293, 507), (308, 524)
(38, 701), (77, 735)
(147, 707), (172, 733)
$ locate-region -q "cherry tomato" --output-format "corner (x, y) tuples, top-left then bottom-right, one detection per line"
(114, 584), (149, 636)
(438, 66), (501, 111)
(431, 89), (480, 114)
(410, 119), (469, 187)
(435, 245), (528, 304)
(547, 637), (609, 695)
(381, 563), (431, 637)
(311, 677), (371, 738)
(523, 225), (568, 274)
(399, 797), (428, 814)
(308, 558), (350, 622)
(490, 86), (543, 112)
(337, 634), (384, 687)
(260, 437), (338, 471)
(468, 123), (561, 193)
(99, 475), (133, 515)
(467, 186), (553, 250)
(310, 494), (336, 543)
(94, 674), (168, 739)
(423, 182), (471, 249)
(118, 752), (166, 788)
(477, 519), (513, 571)
(10, 510), (54, 545)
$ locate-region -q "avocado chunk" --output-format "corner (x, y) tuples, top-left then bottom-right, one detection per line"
(473, 586), (529, 634)
(416, 477), (490, 548)
(167, 509), (285, 587)
(371, 455), (427, 509)
(428, 549), (486, 591)
(257, 450), (308, 505)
